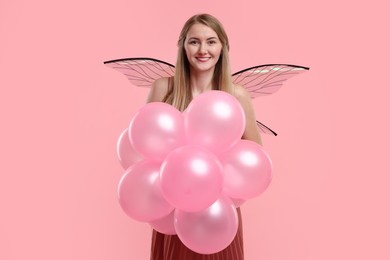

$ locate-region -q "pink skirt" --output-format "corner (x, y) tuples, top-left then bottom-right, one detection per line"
(150, 208), (244, 260)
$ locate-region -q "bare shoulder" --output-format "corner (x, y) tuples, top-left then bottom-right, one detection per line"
(232, 84), (254, 116)
(146, 77), (170, 103)
(232, 84), (262, 144)
(232, 84), (251, 104)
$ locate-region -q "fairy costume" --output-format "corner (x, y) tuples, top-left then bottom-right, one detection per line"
(104, 57), (308, 259)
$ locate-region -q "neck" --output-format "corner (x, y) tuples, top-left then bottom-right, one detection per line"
(189, 68), (215, 98)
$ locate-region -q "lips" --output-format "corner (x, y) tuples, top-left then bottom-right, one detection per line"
(196, 57), (211, 62)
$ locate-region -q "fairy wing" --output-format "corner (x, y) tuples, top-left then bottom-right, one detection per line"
(254, 120), (277, 136)
(103, 57), (175, 88)
(232, 64), (309, 135)
(104, 59), (308, 94)
(232, 64), (309, 98)
(104, 58), (309, 136)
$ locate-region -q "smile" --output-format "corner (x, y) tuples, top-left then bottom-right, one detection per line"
(196, 57), (211, 62)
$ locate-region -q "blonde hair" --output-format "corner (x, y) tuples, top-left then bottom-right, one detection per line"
(163, 13), (233, 111)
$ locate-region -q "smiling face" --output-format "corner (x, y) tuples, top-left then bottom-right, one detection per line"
(184, 23), (223, 74)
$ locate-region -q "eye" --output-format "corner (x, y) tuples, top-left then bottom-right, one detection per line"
(208, 40), (217, 45)
(189, 40), (199, 45)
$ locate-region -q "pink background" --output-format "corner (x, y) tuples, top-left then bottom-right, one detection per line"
(1, 0), (389, 259)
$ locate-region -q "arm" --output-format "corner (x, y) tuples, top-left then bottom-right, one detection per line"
(146, 77), (170, 103)
(233, 85), (262, 145)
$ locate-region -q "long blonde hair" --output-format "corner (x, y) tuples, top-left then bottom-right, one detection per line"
(163, 14), (233, 111)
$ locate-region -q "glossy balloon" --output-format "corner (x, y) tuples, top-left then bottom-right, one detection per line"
(174, 195), (238, 254)
(117, 128), (143, 169)
(129, 102), (185, 160)
(220, 140), (272, 200)
(149, 210), (176, 235)
(160, 145), (223, 212)
(118, 160), (174, 222)
(230, 197), (246, 208)
(184, 91), (245, 154)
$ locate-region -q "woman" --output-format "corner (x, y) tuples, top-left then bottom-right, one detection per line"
(148, 13), (261, 260)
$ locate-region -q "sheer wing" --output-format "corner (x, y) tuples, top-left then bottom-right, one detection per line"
(233, 64), (309, 136)
(232, 64), (309, 98)
(256, 120), (278, 136)
(104, 57), (175, 88)
(104, 59), (308, 136)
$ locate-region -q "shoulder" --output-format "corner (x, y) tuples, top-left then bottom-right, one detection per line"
(232, 84), (262, 144)
(232, 84), (251, 105)
(146, 77), (171, 103)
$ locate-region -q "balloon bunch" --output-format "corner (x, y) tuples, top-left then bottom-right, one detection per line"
(117, 91), (272, 254)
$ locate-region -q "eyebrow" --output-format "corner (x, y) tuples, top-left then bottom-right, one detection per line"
(187, 37), (218, 40)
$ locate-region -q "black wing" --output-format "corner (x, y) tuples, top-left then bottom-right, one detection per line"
(104, 57), (175, 88)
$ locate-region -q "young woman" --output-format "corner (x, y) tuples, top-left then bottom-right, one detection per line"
(147, 13), (261, 260)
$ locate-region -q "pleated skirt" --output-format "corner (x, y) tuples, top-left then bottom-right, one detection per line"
(150, 208), (244, 260)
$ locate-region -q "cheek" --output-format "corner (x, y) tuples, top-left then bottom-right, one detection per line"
(184, 46), (192, 58)
(213, 45), (223, 56)
(214, 51), (222, 59)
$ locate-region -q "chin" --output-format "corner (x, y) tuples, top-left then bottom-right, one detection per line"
(191, 62), (217, 72)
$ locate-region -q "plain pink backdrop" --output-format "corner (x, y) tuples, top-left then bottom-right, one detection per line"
(1, 0), (389, 259)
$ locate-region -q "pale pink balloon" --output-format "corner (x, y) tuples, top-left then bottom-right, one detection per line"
(220, 140), (273, 200)
(184, 91), (245, 154)
(174, 195), (238, 254)
(149, 210), (176, 235)
(117, 128), (143, 169)
(118, 160), (174, 222)
(160, 145), (223, 212)
(129, 102), (185, 160)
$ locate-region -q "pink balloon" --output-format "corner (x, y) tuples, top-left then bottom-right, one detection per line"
(160, 145), (223, 212)
(129, 102), (185, 160)
(230, 197), (246, 208)
(118, 160), (174, 222)
(117, 128), (143, 169)
(174, 195), (238, 254)
(220, 140), (273, 200)
(149, 210), (176, 235)
(184, 91), (245, 154)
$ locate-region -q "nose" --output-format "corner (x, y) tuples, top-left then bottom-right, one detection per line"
(198, 43), (207, 54)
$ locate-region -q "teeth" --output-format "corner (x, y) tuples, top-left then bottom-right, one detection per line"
(197, 57), (210, 61)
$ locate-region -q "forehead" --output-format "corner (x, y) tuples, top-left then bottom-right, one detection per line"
(186, 23), (218, 39)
